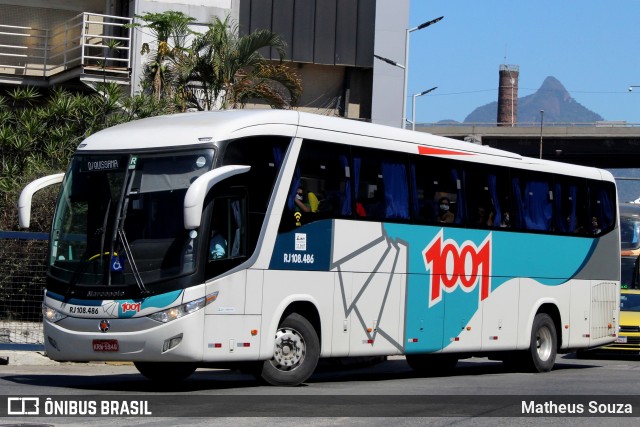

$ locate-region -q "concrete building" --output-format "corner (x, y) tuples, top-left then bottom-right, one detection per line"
(0, 0), (408, 126)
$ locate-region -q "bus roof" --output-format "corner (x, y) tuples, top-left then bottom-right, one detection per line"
(78, 110), (611, 181)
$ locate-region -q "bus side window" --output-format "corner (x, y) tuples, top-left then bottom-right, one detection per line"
(354, 147), (409, 221)
(552, 176), (585, 234)
(511, 171), (553, 232)
(206, 194), (247, 279)
(411, 154), (460, 225)
(588, 181), (616, 236)
(464, 164), (510, 229)
(280, 140), (351, 231)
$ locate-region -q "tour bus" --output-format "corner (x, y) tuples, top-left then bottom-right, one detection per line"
(619, 203), (640, 289)
(19, 110), (620, 386)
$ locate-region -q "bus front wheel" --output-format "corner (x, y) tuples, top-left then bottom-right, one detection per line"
(258, 313), (320, 386)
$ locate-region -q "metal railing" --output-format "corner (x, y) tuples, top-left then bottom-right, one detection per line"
(0, 231), (48, 351)
(0, 12), (131, 81)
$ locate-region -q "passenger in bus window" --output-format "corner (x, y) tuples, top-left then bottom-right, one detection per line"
(474, 206), (493, 227)
(500, 211), (511, 228)
(591, 216), (601, 235)
(438, 197), (454, 223)
(209, 228), (227, 260)
(295, 186), (319, 213)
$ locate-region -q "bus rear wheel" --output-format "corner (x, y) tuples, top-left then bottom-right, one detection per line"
(258, 313), (320, 386)
(523, 313), (557, 372)
(134, 361), (197, 383)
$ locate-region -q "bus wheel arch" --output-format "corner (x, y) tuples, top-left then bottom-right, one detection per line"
(505, 303), (561, 373)
(258, 301), (321, 386)
(519, 304), (560, 373)
(535, 303), (562, 351)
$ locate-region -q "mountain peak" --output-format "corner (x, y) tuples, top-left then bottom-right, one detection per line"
(464, 75), (604, 123)
(539, 76), (569, 95)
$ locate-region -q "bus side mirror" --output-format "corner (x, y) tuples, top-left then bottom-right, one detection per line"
(183, 165), (251, 230)
(18, 173), (65, 229)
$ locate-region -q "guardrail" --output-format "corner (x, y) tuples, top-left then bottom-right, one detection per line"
(0, 12), (131, 81)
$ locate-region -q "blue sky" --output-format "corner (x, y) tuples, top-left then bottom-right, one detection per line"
(408, 1), (640, 124)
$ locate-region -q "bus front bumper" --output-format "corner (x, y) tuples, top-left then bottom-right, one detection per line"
(42, 310), (205, 362)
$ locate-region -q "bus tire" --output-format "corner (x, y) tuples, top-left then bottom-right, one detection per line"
(258, 313), (320, 386)
(405, 353), (458, 376)
(134, 362), (197, 382)
(524, 313), (557, 372)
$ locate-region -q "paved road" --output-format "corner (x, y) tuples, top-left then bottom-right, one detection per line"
(1, 353), (639, 426)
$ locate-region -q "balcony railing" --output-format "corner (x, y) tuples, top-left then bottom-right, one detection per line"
(0, 12), (131, 83)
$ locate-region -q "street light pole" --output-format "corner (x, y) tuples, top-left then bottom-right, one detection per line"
(374, 54), (405, 69)
(401, 16), (444, 129)
(411, 87), (438, 131)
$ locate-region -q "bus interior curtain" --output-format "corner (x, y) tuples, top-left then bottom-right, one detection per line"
(382, 162), (409, 219)
(511, 176), (525, 229)
(410, 164), (420, 218)
(230, 200), (241, 257)
(272, 147), (283, 169)
(524, 180), (552, 231)
(487, 174), (502, 227)
(596, 187), (614, 229)
(568, 185), (577, 232)
(451, 168), (465, 225)
(353, 156), (361, 204)
(553, 183), (566, 233)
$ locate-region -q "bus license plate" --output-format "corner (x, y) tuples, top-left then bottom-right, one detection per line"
(615, 336), (627, 344)
(93, 339), (119, 352)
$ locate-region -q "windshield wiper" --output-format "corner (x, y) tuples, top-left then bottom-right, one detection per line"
(117, 228), (148, 294)
(111, 163), (148, 295)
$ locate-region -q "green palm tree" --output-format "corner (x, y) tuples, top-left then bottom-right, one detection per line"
(132, 11), (196, 101)
(188, 16), (301, 110)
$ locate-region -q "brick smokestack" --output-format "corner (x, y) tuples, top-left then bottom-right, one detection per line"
(497, 64), (519, 126)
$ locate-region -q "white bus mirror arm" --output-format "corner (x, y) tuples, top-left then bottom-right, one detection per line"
(18, 173), (65, 229)
(183, 165), (251, 229)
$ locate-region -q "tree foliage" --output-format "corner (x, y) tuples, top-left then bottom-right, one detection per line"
(132, 11), (196, 102)
(134, 13), (302, 111)
(0, 84), (174, 232)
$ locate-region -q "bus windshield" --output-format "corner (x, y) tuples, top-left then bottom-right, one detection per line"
(620, 293), (640, 311)
(620, 213), (640, 251)
(49, 149), (214, 289)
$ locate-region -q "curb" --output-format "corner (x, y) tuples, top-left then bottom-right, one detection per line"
(0, 350), (61, 366)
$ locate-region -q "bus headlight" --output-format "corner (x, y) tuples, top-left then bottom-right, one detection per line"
(148, 292), (218, 323)
(42, 304), (67, 323)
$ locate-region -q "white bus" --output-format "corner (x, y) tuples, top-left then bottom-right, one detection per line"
(20, 110), (620, 386)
